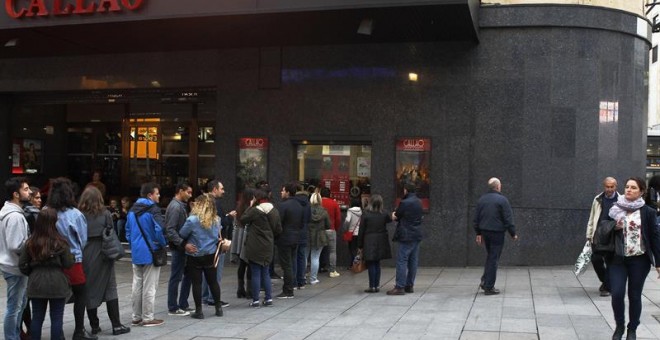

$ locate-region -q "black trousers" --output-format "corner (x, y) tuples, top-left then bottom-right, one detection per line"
(277, 244), (297, 294)
(591, 251), (612, 290)
(186, 255), (221, 312)
(480, 230), (505, 289)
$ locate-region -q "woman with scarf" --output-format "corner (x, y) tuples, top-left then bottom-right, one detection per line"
(608, 177), (660, 340)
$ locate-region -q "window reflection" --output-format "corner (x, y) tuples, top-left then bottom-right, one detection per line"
(599, 101), (619, 123)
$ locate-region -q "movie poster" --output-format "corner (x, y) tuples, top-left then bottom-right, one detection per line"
(395, 138), (430, 212)
(12, 138), (43, 175)
(237, 137), (268, 199)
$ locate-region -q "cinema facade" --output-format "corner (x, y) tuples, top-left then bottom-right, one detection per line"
(0, 0), (651, 266)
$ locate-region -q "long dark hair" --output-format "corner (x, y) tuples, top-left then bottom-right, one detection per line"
(236, 188), (255, 220)
(26, 208), (69, 262)
(78, 186), (106, 216)
(47, 177), (77, 211)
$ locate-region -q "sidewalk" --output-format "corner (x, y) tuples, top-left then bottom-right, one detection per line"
(5, 261), (660, 340)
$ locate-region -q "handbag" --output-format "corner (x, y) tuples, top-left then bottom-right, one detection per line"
(134, 212), (168, 267)
(351, 249), (367, 274)
(101, 214), (125, 261)
(592, 219), (615, 253)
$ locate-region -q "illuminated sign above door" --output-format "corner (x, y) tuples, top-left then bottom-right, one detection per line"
(5, 0), (144, 19)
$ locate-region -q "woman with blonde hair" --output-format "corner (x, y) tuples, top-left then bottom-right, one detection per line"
(307, 192), (330, 285)
(179, 193), (223, 319)
(78, 186), (130, 336)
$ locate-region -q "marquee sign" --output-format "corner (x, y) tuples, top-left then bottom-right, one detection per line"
(5, 0), (144, 19)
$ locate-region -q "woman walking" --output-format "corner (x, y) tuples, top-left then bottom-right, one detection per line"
(178, 194), (224, 319)
(19, 208), (74, 340)
(307, 192), (329, 285)
(358, 194), (392, 293)
(78, 186), (130, 336)
(240, 189), (282, 307)
(608, 177), (660, 340)
(47, 177), (97, 340)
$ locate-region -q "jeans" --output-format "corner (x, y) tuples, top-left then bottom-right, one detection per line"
(395, 241), (420, 289)
(167, 248), (192, 311)
(202, 253), (224, 303)
(277, 244), (297, 294)
(609, 255), (651, 330)
(307, 246), (324, 282)
(591, 251), (612, 291)
(131, 264), (161, 322)
(250, 262), (272, 302)
(30, 298), (65, 340)
(325, 230), (337, 272)
(2, 271), (27, 340)
(480, 230), (504, 289)
(293, 244), (307, 287)
(367, 260), (381, 288)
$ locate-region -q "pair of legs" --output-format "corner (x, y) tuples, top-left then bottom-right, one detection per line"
(609, 255), (651, 331)
(2, 270), (27, 340)
(237, 259), (252, 298)
(480, 231), (504, 289)
(30, 298), (65, 340)
(366, 260), (381, 288)
(592, 251), (612, 291)
(395, 241), (420, 289)
(277, 244), (297, 295)
(348, 236), (358, 264)
(293, 244), (307, 287)
(167, 249), (191, 312)
(323, 230), (337, 273)
(187, 255), (221, 314)
(249, 261), (273, 303)
(131, 264), (161, 323)
(306, 246), (324, 282)
(202, 253), (224, 304)
(87, 299), (124, 331)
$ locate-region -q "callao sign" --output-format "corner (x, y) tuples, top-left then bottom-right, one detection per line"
(239, 138), (268, 149)
(5, 0), (144, 19)
(397, 138), (431, 151)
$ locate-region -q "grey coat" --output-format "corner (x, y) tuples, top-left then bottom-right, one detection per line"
(83, 210), (119, 308)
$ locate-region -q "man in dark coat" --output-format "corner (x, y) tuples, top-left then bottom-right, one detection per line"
(387, 182), (423, 296)
(474, 177), (518, 295)
(275, 182), (304, 299)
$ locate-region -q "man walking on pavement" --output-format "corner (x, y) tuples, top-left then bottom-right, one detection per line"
(165, 183), (195, 316)
(0, 177), (31, 340)
(585, 177), (618, 297)
(387, 182), (424, 296)
(126, 182), (168, 327)
(203, 180), (235, 308)
(474, 177), (518, 295)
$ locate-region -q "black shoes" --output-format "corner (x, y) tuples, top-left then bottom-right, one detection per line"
(626, 328), (636, 340)
(364, 287), (378, 293)
(215, 306), (223, 317)
(72, 329), (97, 340)
(190, 311), (204, 319)
(612, 325), (624, 340)
(404, 286), (414, 293)
(599, 283), (611, 296)
(386, 287), (405, 295)
(112, 325), (130, 335)
(484, 288), (500, 295)
(90, 326), (101, 335)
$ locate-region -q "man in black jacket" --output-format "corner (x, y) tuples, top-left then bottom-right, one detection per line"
(474, 177), (518, 295)
(276, 182), (304, 299)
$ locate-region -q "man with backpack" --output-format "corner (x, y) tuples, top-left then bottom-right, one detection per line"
(586, 177), (619, 297)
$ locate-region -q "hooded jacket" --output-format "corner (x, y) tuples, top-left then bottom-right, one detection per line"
(0, 202), (30, 275)
(308, 205), (329, 249)
(125, 198), (167, 265)
(344, 207), (362, 237)
(241, 202), (282, 266)
(294, 192), (311, 245)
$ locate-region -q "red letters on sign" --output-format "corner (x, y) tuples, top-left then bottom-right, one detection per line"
(5, 0), (145, 18)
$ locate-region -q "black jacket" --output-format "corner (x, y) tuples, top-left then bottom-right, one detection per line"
(293, 192), (311, 245)
(474, 190), (516, 236)
(277, 197), (304, 246)
(393, 193), (424, 242)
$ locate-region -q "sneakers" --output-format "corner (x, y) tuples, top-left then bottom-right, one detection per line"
(249, 301), (260, 308)
(168, 309), (190, 316)
(262, 299), (273, 307)
(276, 291), (294, 299)
(309, 279), (320, 285)
(295, 285), (306, 290)
(329, 271), (341, 278)
(484, 288), (500, 296)
(220, 300), (230, 308)
(141, 319), (164, 327)
(131, 319), (142, 326)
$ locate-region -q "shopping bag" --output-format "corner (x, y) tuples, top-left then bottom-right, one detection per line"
(574, 241), (592, 276)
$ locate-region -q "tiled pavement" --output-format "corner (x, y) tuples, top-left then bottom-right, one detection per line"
(4, 260), (660, 339)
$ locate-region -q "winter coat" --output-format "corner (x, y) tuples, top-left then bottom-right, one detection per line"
(240, 202), (282, 266)
(125, 198), (167, 265)
(0, 202), (30, 275)
(294, 192), (311, 245)
(393, 193), (423, 242)
(83, 211), (118, 308)
(19, 244), (73, 299)
(277, 198), (304, 246)
(308, 206), (329, 249)
(358, 211), (392, 261)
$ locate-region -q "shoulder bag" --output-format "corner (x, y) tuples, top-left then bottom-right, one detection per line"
(592, 219), (616, 253)
(101, 223), (125, 261)
(134, 212), (168, 267)
(351, 249), (367, 274)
